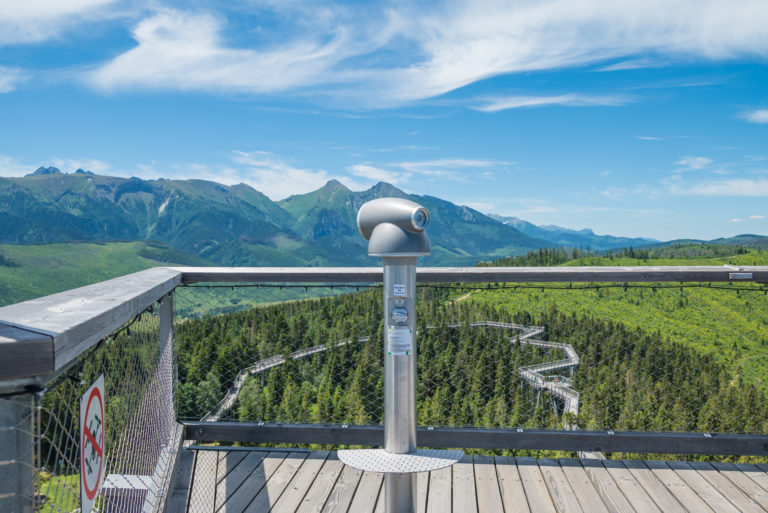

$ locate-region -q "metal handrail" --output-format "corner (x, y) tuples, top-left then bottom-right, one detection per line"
(2, 265), (768, 458)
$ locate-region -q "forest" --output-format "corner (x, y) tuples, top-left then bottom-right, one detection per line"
(175, 277), (768, 444)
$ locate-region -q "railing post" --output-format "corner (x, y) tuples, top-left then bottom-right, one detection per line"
(0, 393), (36, 513)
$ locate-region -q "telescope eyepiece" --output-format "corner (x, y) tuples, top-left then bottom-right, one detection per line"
(411, 208), (429, 230)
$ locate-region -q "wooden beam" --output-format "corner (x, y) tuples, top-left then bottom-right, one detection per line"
(183, 423), (768, 456)
(170, 266), (768, 284)
(0, 324), (53, 380)
(0, 267), (181, 376)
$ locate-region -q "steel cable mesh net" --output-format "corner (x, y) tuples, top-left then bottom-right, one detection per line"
(174, 283), (768, 439)
(28, 301), (179, 513)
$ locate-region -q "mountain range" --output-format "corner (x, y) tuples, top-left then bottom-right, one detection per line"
(488, 215), (658, 251)
(1, 167), (764, 267)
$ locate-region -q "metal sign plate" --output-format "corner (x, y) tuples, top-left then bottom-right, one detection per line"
(387, 327), (412, 355)
(80, 374), (105, 513)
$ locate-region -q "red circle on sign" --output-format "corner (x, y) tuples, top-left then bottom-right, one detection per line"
(81, 387), (104, 500)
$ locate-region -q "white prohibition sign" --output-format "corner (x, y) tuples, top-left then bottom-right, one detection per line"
(80, 374), (105, 513)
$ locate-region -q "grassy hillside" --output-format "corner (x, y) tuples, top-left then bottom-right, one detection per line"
(0, 241), (211, 306)
(467, 247), (768, 389)
(0, 241), (343, 313)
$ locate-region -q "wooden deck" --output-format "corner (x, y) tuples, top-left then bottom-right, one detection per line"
(181, 447), (768, 512)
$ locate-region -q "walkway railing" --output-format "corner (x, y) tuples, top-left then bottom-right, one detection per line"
(1, 265), (768, 511)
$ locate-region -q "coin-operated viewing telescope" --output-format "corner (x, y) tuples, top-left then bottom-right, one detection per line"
(338, 198), (462, 513)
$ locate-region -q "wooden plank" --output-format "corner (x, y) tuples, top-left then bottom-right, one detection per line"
(557, 459), (609, 513)
(537, 458), (583, 513)
(216, 451), (248, 484)
(622, 460), (688, 513)
(711, 462), (768, 508)
(296, 453), (345, 513)
(495, 456), (531, 513)
(215, 451), (267, 512)
(172, 265), (768, 284)
(374, 483), (385, 513)
(601, 459), (664, 513)
(667, 461), (746, 513)
(474, 455), (503, 513)
(321, 463), (363, 513)
(579, 459), (633, 513)
(688, 461), (765, 513)
(0, 267), (181, 372)
(245, 452), (309, 512)
(167, 447), (195, 513)
(733, 463), (768, 492)
(188, 450), (218, 513)
(417, 471), (428, 513)
(348, 472), (383, 513)
(426, 466), (452, 513)
(642, 460), (715, 513)
(453, 455), (478, 513)
(0, 324), (53, 380)
(218, 451), (287, 512)
(517, 457), (557, 513)
(271, 451), (331, 513)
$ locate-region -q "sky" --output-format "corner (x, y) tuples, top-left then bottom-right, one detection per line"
(0, 0), (767, 241)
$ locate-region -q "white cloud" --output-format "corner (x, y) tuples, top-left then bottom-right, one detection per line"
(347, 164), (410, 185)
(636, 135), (664, 141)
(361, 0), (768, 104)
(474, 94), (630, 112)
(0, 155), (35, 177)
(596, 59), (659, 72)
(45, 158), (112, 174)
(742, 109), (768, 124)
(0, 0), (117, 46)
(730, 218), (743, 222)
(232, 150), (359, 199)
(0, 66), (26, 93)
(89, 8), (367, 94)
(599, 184), (657, 199)
(87, 0), (768, 106)
(391, 158), (510, 182)
(396, 158), (508, 174)
(750, 215), (765, 220)
(675, 156), (712, 170)
(669, 178), (768, 196)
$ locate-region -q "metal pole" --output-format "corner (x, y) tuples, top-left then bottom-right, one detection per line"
(0, 394), (36, 513)
(383, 256), (417, 513)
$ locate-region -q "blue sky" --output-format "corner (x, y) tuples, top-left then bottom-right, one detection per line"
(0, 0), (767, 241)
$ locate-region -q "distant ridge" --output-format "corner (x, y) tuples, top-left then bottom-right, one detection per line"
(639, 234), (768, 251)
(489, 214), (658, 251)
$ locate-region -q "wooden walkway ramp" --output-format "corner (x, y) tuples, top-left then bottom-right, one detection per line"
(181, 447), (768, 512)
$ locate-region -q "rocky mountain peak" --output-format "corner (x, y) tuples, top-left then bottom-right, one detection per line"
(27, 166), (62, 177)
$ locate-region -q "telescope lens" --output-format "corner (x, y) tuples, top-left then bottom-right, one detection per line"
(411, 208), (429, 229)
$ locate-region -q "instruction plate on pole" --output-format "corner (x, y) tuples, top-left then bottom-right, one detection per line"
(388, 327), (412, 355)
(393, 283), (406, 296)
(80, 374), (105, 513)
